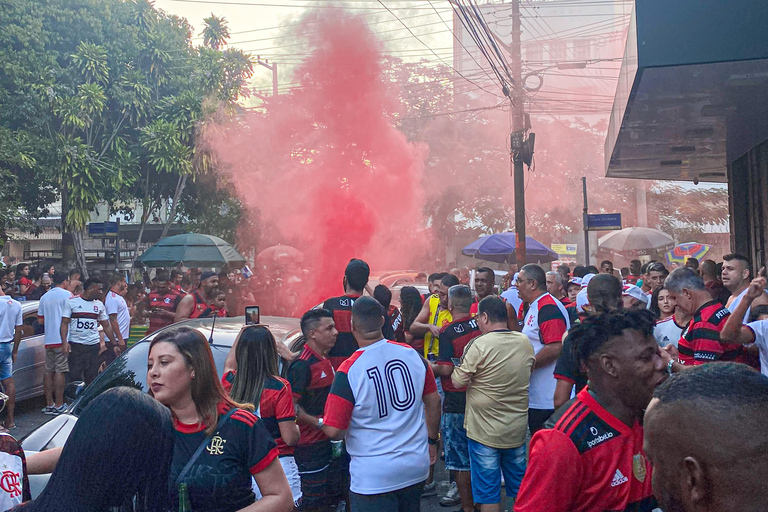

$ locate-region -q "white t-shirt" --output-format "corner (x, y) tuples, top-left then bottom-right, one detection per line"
(0, 297), (23, 343)
(728, 288), (768, 323)
(653, 316), (686, 348)
(105, 290), (130, 339)
(522, 293), (570, 410)
(323, 339), (433, 495)
(62, 297), (108, 345)
(501, 287), (523, 316)
(0, 438), (26, 510)
(38, 286), (73, 347)
(746, 320), (768, 377)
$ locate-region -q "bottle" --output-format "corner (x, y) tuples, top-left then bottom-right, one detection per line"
(178, 483), (192, 512)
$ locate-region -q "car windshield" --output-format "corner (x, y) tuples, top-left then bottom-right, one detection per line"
(71, 341), (231, 417)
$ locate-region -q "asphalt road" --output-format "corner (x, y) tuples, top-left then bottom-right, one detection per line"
(5, 396), (511, 512)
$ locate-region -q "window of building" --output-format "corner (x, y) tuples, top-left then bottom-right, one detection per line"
(574, 39), (591, 61)
(549, 40), (567, 63)
(526, 43), (544, 64)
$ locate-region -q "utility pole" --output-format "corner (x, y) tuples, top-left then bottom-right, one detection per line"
(582, 177), (590, 265)
(255, 56), (278, 97)
(510, 0), (527, 270)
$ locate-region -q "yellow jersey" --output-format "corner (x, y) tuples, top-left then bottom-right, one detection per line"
(424, 293), (453, 358)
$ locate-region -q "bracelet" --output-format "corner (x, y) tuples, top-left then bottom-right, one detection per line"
(428, 433), (441, 445)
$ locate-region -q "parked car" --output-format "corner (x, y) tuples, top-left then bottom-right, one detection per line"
(0, 300), (47, 401)
(21, 314), (304, 498)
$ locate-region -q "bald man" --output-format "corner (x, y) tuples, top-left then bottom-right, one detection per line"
(644, 363), (768, 512)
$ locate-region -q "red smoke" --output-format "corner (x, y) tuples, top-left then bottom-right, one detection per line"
(207, 11), (431, 311)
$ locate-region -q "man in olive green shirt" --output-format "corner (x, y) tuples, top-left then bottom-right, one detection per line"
(452, 296), (535, 512)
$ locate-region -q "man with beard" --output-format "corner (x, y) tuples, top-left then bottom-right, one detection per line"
(721, 253), (768, 322)
(643, 363), (768, 512)
(515, 309), (668, 512)
(175, 271), (218, 322)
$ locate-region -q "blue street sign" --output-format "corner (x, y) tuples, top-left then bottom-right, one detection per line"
(88, 221), (119, 238)
(587, 213), (622, 231)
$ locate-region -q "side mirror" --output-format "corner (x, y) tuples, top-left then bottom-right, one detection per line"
(64, 381), (85, 403)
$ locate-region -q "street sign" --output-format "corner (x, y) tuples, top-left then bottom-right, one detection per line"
(587, 213), (622, 231)
(551, 243), (578, 255)
(88, 221), (119, 238)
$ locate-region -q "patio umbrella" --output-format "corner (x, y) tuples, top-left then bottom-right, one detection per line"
(136, 233), (246, 268)
(256, 245), (304, 267)
(597, 227), (674, 254)
(665, 242), (712, 265)
(462, 233), (559, 264)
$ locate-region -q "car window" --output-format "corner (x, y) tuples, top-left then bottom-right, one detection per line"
(21, 312), (41, 338)
(72, 342), (231, 417)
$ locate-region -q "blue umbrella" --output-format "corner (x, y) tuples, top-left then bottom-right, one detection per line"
(462, 233), (559, 264)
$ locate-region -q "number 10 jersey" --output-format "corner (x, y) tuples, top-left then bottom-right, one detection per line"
(324, 339), (438, 495)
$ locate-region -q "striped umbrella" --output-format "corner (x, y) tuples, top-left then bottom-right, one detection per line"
(665, 242), (712, 265)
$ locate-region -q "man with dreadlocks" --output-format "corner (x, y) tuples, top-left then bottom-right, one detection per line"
(515, 309), (670, 512)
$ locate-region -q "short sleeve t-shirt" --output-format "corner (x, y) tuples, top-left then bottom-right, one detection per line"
(0, 433), (31, 509)
(62, 297), (108, 345)
(522, 293), (570, 409)
(37, 287), (73, 347)
(553, 335), (588, 394)
(422, 294), (452, 359)
(222, 371), (297, 455)
(436, 316), (481, 414)
(0, 297), (23, 343)
(745, 320), (768, 377)
(105, 291), (130, 339)
(323, 339), (437, 495)
(170, 403), (278, 512)
(677, 301), (740, 365)
(514, 389), (656, 512)
(286, 345), (335, 445)
(653, 316), (685, 348)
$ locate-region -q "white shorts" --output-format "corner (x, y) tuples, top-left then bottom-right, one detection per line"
(253, 455), (303, 507)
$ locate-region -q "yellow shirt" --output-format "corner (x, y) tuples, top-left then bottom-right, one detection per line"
(424, 294), (452, 358)
(451, 330), (535, 449)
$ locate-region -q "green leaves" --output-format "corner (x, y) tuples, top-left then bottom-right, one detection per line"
(201, 14), (230, 51)
(71, 42), (109, 84)
(141, 119), (192, 176)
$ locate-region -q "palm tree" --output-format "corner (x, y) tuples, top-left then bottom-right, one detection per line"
(201, 14), (230, 50)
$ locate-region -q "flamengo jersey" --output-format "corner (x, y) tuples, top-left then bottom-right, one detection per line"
(678, 301), (740, 365)
(514, 389), (656, 512)
(286, 344), (335, 446)
(324, 339), (438, 495)
(436, 316), (481, 414)
(653, 316), (685, 348)
(522, 293), (570, 409)
(62, 297), (108, 345)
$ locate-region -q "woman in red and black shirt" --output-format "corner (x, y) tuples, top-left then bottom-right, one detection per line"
(223, 326), (301, 508)
(147, 326), (293, 512)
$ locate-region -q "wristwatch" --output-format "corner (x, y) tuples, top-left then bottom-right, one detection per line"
(316, 417), (324, 429)
(428, 432), (441, 445)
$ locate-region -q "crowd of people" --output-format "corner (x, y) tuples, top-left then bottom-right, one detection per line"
(1, 252), (768, 512)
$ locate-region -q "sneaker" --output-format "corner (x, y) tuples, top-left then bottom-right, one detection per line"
(439, 481), (461, 507)
(50, 404), (68, 415)
(42, 405), (55, 414)
(334, 500), (346, 512)
(422, 481), (437, 498)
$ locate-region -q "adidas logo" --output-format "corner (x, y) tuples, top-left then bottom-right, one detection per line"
(320, 371), (327, 379)
(611, 469), (628, 487)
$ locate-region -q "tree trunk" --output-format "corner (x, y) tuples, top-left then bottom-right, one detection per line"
(160, 173), (187, 239)
(131, 208), (150, 268)
(73, 229), (89, 279)
(60, 183), (77, 270)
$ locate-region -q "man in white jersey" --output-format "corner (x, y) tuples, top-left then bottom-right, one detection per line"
(721, 276), (768, 376)
(37, 271), (73, 414)
(104, 272), (129, 364)
(516, 264), (570, 434)
(0, 288), (23, 431)
(722, 254), (768, 323)
(323, 297), (441, 512)
(61, 277), (119, 386)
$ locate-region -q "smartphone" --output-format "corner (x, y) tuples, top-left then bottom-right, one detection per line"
(451, 357), (462, 367)
(245, 305), (260, 325)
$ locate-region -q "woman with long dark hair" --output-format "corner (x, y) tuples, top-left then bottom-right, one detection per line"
(14, 387), (174, 512)
(399, 286), (425, 352)
(223, 326), (302, 508)
(147, 326), (292, 512)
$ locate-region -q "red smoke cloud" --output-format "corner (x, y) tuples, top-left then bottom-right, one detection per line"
(207, 11), (431, 311)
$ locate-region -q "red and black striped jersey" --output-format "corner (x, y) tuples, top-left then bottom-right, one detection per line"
(322, 294), (395, 369)
(286, 344), (335, 445)
(146, 290), (182, 334)
(678, 301), (742, 365)
(515, 389), (656, 512)
(222, 371), (296, 456)
(436, 316), (481, 414)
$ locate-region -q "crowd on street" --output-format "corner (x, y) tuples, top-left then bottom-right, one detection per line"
(1, 252), (767, 512)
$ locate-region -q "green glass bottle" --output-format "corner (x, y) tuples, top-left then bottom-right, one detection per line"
(178, 483), (192, 512)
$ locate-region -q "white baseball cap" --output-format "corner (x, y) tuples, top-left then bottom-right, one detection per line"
(581, 273), (596, 289)
(622, 284), (649, 305)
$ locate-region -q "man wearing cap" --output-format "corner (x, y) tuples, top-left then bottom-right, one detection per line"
(622, 284), (650, 310)
(175, 271), (218, 323)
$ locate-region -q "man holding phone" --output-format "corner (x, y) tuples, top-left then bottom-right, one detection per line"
(433, 285), (481, 511)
